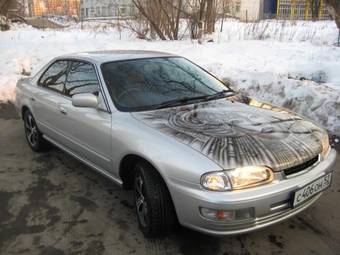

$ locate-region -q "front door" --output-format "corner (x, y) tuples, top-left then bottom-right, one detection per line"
(57, 60), (112, 172)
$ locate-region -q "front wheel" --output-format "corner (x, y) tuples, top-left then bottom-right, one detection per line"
(134, 162), (177, 237)
(24, 111), (49, 152)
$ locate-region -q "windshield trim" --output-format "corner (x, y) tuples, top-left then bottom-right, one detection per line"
(100, 56), (233, 112)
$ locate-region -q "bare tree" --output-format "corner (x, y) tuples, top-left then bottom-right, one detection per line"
(324, 0), (340, 28)
(310, 0), (321, 21)
(132, 0), (183, 40)
(186, 0), (222, 39)
(323, 0), (340, 45)
(0, 14), (9, 30)
(131, 0), (222, 40)
(0, 0), (14, 15)
(0, 0), (14, 30)
(205, 0), (215, 33)
(125, 14), (150, 39)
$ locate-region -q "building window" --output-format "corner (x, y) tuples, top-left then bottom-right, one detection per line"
(96, 6), (100, 16)
(119, 7), (126, 16)
(110, 7), (115, 16)
(85, 8), (89, 17)
(101, 6), (107, 16)
(130, 5), (135, 16)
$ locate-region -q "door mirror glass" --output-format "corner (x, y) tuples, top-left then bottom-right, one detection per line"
(72, 93), (98, 108)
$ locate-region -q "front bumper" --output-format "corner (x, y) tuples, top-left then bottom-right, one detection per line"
(170, 148), (337, 236)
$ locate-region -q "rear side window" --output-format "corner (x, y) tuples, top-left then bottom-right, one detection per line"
(65, 61), (100, 97)
(39, 61), (68, 93)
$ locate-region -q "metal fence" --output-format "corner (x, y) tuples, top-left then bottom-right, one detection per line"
(276, 0), (331, 20)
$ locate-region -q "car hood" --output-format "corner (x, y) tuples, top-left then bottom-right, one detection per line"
(132, 94), (325, 171)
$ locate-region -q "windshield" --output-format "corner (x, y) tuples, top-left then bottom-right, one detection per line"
(101, 57), (233, 112)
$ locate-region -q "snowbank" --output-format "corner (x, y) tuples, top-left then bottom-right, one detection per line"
(0, 21), (339, 135)
(219, 70), (340, 136)
(215, 19), (338, 45)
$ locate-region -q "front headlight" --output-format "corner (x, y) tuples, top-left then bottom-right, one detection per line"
(227, 166), (274, 190)
(201, 172), (231, 191)
(201, 166), (274, 191)
(321, 132), (330, 158)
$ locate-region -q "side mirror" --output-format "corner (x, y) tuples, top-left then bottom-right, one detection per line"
(72, 93), (98, 108)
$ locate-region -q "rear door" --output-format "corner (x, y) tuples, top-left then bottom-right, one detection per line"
(32, 60), (70, 141)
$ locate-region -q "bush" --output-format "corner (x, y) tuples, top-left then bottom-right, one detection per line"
(0, 16), (10, 31)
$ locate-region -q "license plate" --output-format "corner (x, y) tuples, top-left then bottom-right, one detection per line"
(293, 173), (332, 207)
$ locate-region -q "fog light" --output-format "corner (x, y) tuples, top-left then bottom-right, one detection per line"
(235, 208), (254, 220)
(200, 207), (254, 222)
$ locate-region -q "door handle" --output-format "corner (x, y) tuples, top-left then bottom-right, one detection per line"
(30, 97), (35, 102)
(59, 107), (67, 115)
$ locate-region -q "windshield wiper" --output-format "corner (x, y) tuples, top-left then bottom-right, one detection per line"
(151, 96), (203, 110)
(152, 90), (235, 110)
(201, 90), (235, 101)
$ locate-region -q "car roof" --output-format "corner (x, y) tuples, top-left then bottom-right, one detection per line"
(57, 50), (177, 64)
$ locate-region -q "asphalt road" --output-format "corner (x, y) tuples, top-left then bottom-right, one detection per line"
(0, 103), (339, 255)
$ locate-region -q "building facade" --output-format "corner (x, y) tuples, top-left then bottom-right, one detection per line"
(80, 0), (136, 19)
(28, 0), (80, 17)
(229, 0), (330, 21)
(276, 0), (330, 20)
(232, 0), (265, 21)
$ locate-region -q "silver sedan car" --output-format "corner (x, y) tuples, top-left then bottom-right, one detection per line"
(14, 50), (336, 237)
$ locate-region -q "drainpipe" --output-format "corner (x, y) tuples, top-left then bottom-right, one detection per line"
(305, 0), (310, 20)
(318, 0), (323, 20)
(291, 0), (296, 20)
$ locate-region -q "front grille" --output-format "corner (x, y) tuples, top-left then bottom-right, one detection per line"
(284, 155), (319, 176)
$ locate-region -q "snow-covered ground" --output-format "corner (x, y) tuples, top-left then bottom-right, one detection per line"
(0, 20), (339, 136)
(214, 19), (338, 45)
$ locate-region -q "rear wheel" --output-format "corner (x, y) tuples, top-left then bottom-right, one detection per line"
(134, 161), (177, 237)
(24, 111), (49, 152)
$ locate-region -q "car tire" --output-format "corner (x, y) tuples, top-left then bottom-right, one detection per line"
(23, 110), (49, 152)
(134, 161), (177, 237)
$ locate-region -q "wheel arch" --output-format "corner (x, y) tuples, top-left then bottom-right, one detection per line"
(21, 105), (30, 120)
(119, 154), (168, 190)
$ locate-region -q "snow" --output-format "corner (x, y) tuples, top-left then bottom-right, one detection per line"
(215, 19), (338, 45)
(0, 20), (339, 135)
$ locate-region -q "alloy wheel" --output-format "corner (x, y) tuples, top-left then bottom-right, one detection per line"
(25, 114), (38, 147)
(135, 174), (149, 228)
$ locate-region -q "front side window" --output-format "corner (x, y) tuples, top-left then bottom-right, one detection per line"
(39, 60), (68, 94)
(101, 57), (232, 112)
(65, 61), (100, 97)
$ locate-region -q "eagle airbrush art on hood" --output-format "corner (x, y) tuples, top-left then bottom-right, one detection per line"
(132, 94), (325, 171)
